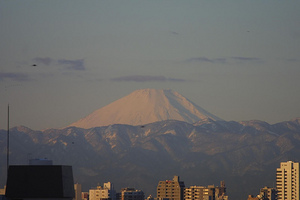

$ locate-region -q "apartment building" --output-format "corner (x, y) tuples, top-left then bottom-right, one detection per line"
(157, 176), (185, 200)
(89, 182), (116, 200)
(184, 181), (227, 200)
(118, 188), (144, 200)
(276, 161), (299, 200)
(184, 185), (215, 200)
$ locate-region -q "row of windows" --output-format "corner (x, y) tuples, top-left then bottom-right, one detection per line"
(157, 192), (179, 194)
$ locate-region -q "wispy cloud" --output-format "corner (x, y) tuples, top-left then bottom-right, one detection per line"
(32, 57), (86, 71)
(0, 72), (31, 82)
(33, 57), (53, 65)
(184, 57), (227, 64)
(57, 59), (85, 71)
(183, 56), (263, 64)
(284, 58), (300, 62)
(230, 57), (262, 63)
(111, 75), (186, 82)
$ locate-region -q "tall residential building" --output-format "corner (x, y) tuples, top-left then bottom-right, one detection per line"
(276, 161), (300, 200)
(89, 182), (116, 200)
(157, 176), (185, 200)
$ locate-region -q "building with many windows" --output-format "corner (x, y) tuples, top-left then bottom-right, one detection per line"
(89, 182), (116, 200)
(157, 176), (185, 200)
(276, 161), (299, 200)
(118, 188), (144, 200)
(184, 182), (227, 200)
(184, 185), (215, 200)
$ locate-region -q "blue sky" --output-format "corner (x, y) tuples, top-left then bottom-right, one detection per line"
(1, 0), (299, 130)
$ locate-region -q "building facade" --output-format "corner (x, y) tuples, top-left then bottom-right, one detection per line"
(184, 186), (215, 200)
(259, 186), (276, 200)
(184, 181), (227, 200)
(276, 161), (299, 200)
(118, 188), (144, 200)
(89, 182), (116, 200)
(157, 176), (185, 200)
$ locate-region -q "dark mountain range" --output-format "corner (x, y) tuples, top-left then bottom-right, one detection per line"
(1, 118), (300, 200)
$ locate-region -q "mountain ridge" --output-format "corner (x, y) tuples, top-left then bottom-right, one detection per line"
(1, 118), (300, 200)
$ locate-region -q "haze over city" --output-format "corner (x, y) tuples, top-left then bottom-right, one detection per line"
(1, 1), (299, 130)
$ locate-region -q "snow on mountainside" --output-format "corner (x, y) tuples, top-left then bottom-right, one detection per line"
(69, 89), (223, 129)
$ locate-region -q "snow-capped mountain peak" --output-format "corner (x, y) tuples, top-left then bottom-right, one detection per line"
(69, 89), (222, 128)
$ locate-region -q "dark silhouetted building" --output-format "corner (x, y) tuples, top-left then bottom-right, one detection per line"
(5, 165), (75, 200)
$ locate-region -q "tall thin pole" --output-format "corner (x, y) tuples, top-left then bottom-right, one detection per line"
(7, 104), (9, 178)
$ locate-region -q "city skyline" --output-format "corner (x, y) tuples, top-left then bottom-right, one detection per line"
(1, 1), (300, 130)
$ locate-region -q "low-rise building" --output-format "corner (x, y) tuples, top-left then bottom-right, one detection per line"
(118, 188), (144, 200)
(259, 187), (276, 200)
(89, 182), (116, 200)
(81, 192), (89, 200)
(184, 181), (227, 200)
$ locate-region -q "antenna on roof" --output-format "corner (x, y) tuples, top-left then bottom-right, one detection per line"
(7, 104), (10, 180)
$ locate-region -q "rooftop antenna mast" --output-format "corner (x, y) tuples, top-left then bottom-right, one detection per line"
(7, 104), (9, 179)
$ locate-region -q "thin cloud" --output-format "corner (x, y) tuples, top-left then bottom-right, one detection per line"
(111, 75), (186, 82)
(230, 57), (262, 63)
(184, 57), (227, 64)
(168, 78), (186, 82)
(57, 59), (85, 71)
(171, 31), (179, 35)
(0, 72), (31, 82)
(33, 57), (53, 65)
(32, 57), (86, 71)
(184, 56), (263, 64)
(284, 58), (299, 62)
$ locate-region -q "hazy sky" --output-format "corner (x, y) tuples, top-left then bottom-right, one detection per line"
(1, 1), (299, 130)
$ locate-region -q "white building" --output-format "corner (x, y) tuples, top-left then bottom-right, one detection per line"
(276, 161), (299, 200)
(89, 182), (116, 200)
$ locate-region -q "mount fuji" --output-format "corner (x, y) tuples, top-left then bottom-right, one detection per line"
(69, 89), (223, 129)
